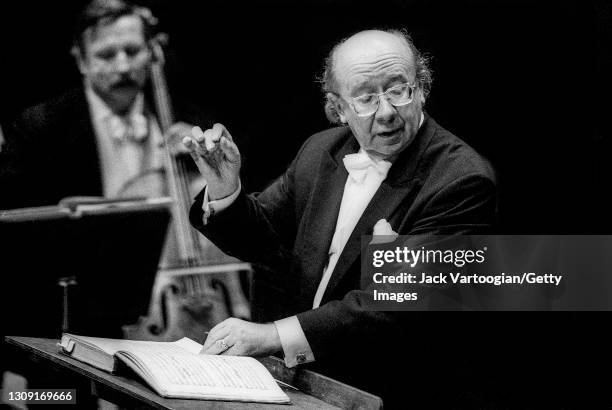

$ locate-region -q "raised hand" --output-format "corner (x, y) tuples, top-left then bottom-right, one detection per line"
(182, 123), (241, 200)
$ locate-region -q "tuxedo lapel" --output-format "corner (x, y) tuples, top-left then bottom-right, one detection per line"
(320, 115), (436, 303)
(295, 132), (358, 305)
(63, 89), (96, 145)
(320, 178), (420, 303)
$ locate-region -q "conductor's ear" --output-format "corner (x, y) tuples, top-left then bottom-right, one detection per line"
(325, 92), (348, 124)
(71, 45), (87, 75)
(416, 87), (425, 105)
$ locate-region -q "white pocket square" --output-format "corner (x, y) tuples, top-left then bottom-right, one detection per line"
(371, 219), (399, 244)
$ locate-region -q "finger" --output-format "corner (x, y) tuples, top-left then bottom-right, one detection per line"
(182, 136), (197, 153)
(202, 342), (225, 355)
(215, 333), (238, 355)
(190, 152), (212, 176)
(221, 343), (243, 356)
(185, 133), (220, 162)
(219, 136), (239, 163)
(202, 334), (234, 355)
(212, 319), (228, 332)
(201, 321), (230, 351)
(202, 340), (226, 355)
(183, 137), (213, 174)
(192, 126), (205, 143)
(212, 123), (234, 144)
(203, 322), (227, 347)
(203, 129), (220, 152)
(205, 124), (225, 147)
(166, 132), (190, 154)
(183, 137), (206, 159)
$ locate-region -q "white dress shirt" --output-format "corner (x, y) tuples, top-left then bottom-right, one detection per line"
(85, 85), (165, 198)
(312, 150), (391, 308)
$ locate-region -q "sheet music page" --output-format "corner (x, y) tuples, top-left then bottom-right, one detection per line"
(61, 334), (201, 358)
(117, 343), (289, 402)
(61, 334), (155, 355)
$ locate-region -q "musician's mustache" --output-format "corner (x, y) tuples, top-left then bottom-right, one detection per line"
(112, 78), (139, 89)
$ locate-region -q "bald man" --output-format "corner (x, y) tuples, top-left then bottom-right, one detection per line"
(186, 29), (496, 408)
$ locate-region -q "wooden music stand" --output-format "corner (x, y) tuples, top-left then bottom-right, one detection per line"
(4, 336), (383, 409)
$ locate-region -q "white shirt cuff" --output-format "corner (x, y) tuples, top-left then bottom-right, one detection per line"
(274, 316), (315, 368)
(201, 181), (241, 224)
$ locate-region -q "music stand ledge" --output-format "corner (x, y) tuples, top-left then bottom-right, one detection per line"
(4, 336), (383, 410)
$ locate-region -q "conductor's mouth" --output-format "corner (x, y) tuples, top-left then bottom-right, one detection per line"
(377, 128), (402, 139)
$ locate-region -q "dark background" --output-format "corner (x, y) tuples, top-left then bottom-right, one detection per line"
(1, 0), (611, 233)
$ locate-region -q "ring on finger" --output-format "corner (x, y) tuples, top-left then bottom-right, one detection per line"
(216, 339), (230, 352)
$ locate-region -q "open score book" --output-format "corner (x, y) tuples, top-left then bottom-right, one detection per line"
(58, 333), (290, 404)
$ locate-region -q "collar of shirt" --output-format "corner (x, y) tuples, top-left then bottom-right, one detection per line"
(85, 85), (148, 141)
(343, 150), (392, 184)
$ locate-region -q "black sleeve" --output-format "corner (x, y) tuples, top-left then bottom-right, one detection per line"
(189, 137), (311, 273)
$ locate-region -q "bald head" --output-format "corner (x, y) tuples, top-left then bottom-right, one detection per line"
(334, 30), (416, 95)
(321, 29), (432, 124)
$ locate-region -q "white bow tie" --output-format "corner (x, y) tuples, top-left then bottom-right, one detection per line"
(108, 114), (148, 143)
(343, 150), (392, 184)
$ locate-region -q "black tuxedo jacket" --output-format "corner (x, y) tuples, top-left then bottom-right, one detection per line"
(191, 115), (497, 408)
(0, 87), (210, 210)
(1, 89), (102, 209)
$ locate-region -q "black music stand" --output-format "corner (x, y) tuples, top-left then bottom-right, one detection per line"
(0, 199), (171, 339)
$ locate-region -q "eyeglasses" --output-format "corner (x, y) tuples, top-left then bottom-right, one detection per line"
(349, 82), (416, 118)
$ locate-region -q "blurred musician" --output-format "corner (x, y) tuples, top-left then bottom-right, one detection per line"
(0, 0), (249, 342)
(0, 0), (205, 209)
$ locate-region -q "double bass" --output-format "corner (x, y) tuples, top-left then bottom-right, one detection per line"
(122, 34), (250, 343)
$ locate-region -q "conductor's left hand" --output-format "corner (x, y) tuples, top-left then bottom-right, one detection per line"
(201, 318), (281, 357)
